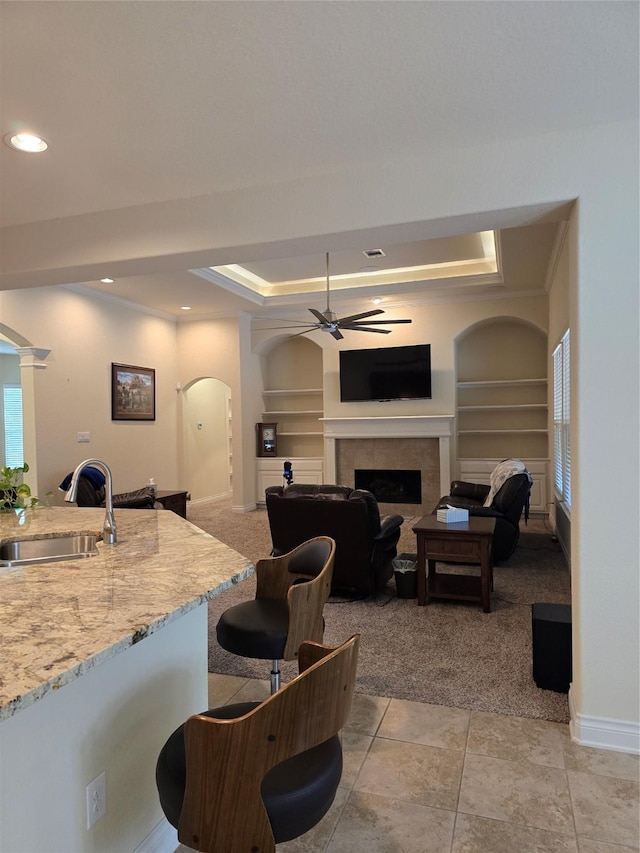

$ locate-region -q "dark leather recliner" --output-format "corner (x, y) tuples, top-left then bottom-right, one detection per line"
(437, 467), (533, 563)
(66, 474), (158, 509)
(265, 484), (403, 596)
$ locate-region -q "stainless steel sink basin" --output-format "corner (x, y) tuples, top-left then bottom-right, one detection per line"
(0, 534), (99, 567)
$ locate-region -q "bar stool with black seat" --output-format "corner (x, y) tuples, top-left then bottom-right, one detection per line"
(156, 634), (360, 853)
(216, 536), (335, 693)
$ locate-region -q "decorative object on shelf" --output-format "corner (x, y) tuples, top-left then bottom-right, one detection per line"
(111, 363), (156, 421)
(256, 422), (278, 457)
(260, 253), (412, 340)
(283, 459), (294, 487)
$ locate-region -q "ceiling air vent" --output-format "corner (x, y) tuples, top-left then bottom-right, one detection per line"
(363, 248), (386, 258)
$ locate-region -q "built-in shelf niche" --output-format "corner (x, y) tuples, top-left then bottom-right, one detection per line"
(455, 319), (549, 511)
(260, 337), (324, 460)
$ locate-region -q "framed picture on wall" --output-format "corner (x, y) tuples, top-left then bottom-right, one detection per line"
(112, 363), (156, 421)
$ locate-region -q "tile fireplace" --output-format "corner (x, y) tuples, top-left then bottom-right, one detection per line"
(354, 468), (422, 505)
(321, 416), (454, 516)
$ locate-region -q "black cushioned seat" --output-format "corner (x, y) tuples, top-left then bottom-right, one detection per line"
(216, 599), (289, 660)
(155, 635), (360, 851)
(265, 484), (403, 595)
(437, 462), (533, 563)
(215, 537), (335, 693)
(156, 702), (343, 843)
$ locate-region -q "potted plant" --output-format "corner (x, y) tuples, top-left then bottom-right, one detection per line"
(0, 463), (41, 511)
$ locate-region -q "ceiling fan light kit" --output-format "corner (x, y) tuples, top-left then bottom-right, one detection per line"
(265, 253), (412, 340)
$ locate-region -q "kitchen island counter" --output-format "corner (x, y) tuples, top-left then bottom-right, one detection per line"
(0, 506), (253, 852)
(0, 506), (253, 721)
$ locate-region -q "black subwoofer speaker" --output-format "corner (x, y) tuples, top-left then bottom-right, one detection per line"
(531, 603), (572, 693)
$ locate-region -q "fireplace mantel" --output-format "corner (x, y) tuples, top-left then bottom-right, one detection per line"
(321, 415), (455, 496)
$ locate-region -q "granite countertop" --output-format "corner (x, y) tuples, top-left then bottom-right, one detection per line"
(0, 507), (254, 721)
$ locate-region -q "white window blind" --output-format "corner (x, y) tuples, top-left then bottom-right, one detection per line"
(3, 385), (24, 468)
(552, 330), (571, 510)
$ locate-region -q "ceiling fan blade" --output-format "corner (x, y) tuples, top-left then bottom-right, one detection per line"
(337, 309), (385, 324)
(339, 325), (392, 334)
(255, 324), (320, 331)
(256, 317), (324, 327)
(341, 318), (413, 326)
(309, 308), (329, 324)
(330, 327), (344, 340)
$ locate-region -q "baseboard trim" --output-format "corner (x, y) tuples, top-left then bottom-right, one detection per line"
(189, 492), (232, 506)
(569, 687), (640, 754)
(132, 817), (177, 853)
(232, 502), (257, 513)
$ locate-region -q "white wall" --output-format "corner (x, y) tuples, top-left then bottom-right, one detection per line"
(547, 216), (572, 546)
(177, 315), (264, 510)
(0, 605), (207, 853)
(0, 287), (180, 501)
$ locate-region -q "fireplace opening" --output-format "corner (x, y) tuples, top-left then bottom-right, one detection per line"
(354, 469), (422, 505)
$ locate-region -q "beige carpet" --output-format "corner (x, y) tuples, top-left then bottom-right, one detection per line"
(188, 499), (571, 722)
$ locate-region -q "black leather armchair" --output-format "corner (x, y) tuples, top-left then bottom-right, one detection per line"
(437, 466), (533, 563)
(265, 484), (403, 596)
(61, 472), (159, 509)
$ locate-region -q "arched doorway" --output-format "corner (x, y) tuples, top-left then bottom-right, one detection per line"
(0, 324), (50, 492)
(182, 377), (232, 503)
(0, 335), (22, 468)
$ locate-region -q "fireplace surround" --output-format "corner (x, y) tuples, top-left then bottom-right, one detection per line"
(321, 416), (454, 516)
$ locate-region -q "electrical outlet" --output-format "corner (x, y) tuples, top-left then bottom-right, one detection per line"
(77, 432), (91, 443)
(86, 771), (106, 829)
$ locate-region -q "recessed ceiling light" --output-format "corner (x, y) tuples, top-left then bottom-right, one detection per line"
(372, 297), (382, 305)
(5, 132), (48, 153)
(100, 278), (114, 284)
(181, 306), (192, 311)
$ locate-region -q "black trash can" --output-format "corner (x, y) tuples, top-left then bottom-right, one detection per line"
(531, 603), (572, 692)
(393, 553), (418, 599)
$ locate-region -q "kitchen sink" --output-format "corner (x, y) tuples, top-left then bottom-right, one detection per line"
(0, 534), (99, 567)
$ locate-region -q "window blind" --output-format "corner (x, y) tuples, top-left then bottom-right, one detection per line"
(562, 330), (571, 509)
(552, 330), (571, 510)
(3, 385), (24, 468)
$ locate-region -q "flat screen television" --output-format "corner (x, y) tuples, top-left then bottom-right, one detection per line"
(339, 343), (431, 402)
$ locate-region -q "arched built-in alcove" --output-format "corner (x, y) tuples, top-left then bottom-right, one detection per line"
(256, 335), (324, 497)
(454, 317), (549, 512)
(259, 335), (324, 460)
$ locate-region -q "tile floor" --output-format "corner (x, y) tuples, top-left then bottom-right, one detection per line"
(175, 673), (640, 853)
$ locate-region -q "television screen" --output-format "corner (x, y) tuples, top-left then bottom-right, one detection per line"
(339, 344), (431, 402)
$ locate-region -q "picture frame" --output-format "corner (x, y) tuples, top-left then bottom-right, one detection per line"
(111, 363), (156, 421)
(256, 422), (277, 457)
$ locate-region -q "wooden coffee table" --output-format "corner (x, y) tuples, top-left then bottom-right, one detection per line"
(412, 515), (496, 612)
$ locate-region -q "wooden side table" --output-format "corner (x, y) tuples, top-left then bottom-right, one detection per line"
(412, 515), (496, 613)
(155, 490), (189, 519)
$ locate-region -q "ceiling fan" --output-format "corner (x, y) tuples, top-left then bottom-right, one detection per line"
(260, 253), (412, 340)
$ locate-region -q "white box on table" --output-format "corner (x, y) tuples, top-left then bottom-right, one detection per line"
(436, 507), (470, 523)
